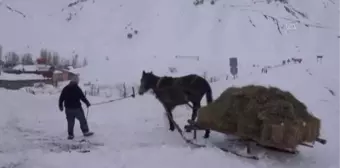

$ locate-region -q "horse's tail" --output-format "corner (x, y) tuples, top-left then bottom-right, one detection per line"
(205, 82), (213, 104)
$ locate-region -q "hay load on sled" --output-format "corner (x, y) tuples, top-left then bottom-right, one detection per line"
(186, 85), (327, 154)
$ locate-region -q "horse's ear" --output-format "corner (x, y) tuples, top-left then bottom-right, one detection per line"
(142, 70), (145, 74)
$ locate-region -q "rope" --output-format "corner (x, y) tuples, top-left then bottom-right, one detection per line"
(86, 107), (89, 120)
(91, 96), (131, 106)
(91, 87), (136, 106)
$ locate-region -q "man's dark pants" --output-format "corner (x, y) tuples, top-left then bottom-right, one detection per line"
(65, 108), (89, 136)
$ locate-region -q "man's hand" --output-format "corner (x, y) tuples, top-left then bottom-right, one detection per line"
(86, 103), (91, 108)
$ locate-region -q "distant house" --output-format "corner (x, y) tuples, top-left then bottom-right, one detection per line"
(52, 68), (78, 86)
(3, 62), (16, 69)
(0, 63), (79, 88)
(0, 72), (52, 90)
(0, 68), (78, 89)
(4, 64), (49, 75)
(12, 64), (38, 71)
(67, 66), (74, 70)
(12, 64), (52, 72)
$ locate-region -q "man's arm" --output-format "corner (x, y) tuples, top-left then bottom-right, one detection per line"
(59, 88), (66, 110)
(76, 85), (91, 107)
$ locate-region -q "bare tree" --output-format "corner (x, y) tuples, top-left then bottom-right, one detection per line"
(40, 48), (48, 62)
(5, 52), (20, 65)
(60, 58), (70, 67)
(47, 52), (53, 65)
(52, 52), (60, 66)
(0, 45), (2, 61)
(72, 54), (79, 68)
(21, 53), (34, 65)
(82, 57), (88, 67)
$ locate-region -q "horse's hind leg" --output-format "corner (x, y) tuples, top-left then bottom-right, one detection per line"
(191, 101), (210, 139)
(191, 101), (200, 121)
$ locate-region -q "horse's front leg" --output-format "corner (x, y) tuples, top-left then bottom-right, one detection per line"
(167, 110), (175, 131)
(163, 104), (175, 131)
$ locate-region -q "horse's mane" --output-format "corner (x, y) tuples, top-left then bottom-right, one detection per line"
(162, 76), (175, 80)
(151, 74), (175, 82)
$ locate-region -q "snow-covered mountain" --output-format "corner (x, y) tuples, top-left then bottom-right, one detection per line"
(0, 0), (338, 80)
(0, 0), (339, 167)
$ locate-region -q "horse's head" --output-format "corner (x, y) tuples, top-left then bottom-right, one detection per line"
(138, 70), (156, 95)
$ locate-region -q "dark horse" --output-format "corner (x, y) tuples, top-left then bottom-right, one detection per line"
(138, 71), (213, 138)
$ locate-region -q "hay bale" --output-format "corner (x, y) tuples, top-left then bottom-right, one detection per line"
(196, 85), (321, 149)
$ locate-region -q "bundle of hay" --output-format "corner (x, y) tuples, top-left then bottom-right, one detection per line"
(196, 85), (321, 150)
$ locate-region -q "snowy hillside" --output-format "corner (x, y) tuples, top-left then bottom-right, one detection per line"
(0, 0), (338, 83)
(0, 0), (339, 167)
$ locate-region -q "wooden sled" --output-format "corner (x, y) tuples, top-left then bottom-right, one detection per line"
(184, 119), (327, 157)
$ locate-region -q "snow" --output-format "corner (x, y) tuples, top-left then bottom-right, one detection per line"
(0, 0), (339, 167)
(0, 58), (338, 168)
(53, 70), (63, 74)
(12, 64), (38, 71)
(35, 64), (51, 70)
(68, 67), (81, 75)
(21, 81), (68, 95)
(0, 72), (45, 80)
(11, 64), (51, 71)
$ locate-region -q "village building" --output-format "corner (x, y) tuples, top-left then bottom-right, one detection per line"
(0, 64), (78, 89)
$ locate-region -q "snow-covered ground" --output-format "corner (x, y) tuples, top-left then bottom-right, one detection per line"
(0, 58), (338, 168)
(0, 0), (339, 167)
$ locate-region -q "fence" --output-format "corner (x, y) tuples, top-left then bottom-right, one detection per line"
(83, 82), (135, 99)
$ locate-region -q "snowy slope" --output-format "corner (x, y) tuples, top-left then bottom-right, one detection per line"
(0, 58), (338, 168)
(0, 0), (338, 83)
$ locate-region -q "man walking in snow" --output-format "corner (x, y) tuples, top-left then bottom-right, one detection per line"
(59, 75), (94, 140)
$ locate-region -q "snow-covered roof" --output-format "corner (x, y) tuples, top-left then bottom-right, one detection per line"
(36, 64), (51, 70)
(53, 70), (63, 74)
(12, 64), (52, 71)
(12, 64), (38, 71)
(36, 64), (51, 67)
(0, 72), (45, 80)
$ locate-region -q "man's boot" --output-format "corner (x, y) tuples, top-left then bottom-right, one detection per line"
(67, 135), (74, 140)
(83, 131), (94, 137)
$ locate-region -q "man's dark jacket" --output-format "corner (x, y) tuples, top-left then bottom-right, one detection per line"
(59, 83), (90, 109)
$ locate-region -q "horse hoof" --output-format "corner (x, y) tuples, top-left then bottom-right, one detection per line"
(185, 127), (192, 132)
(203, 135), (210, 139)
(169, 127), (175, 131)
(187, 119), (192, 124)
